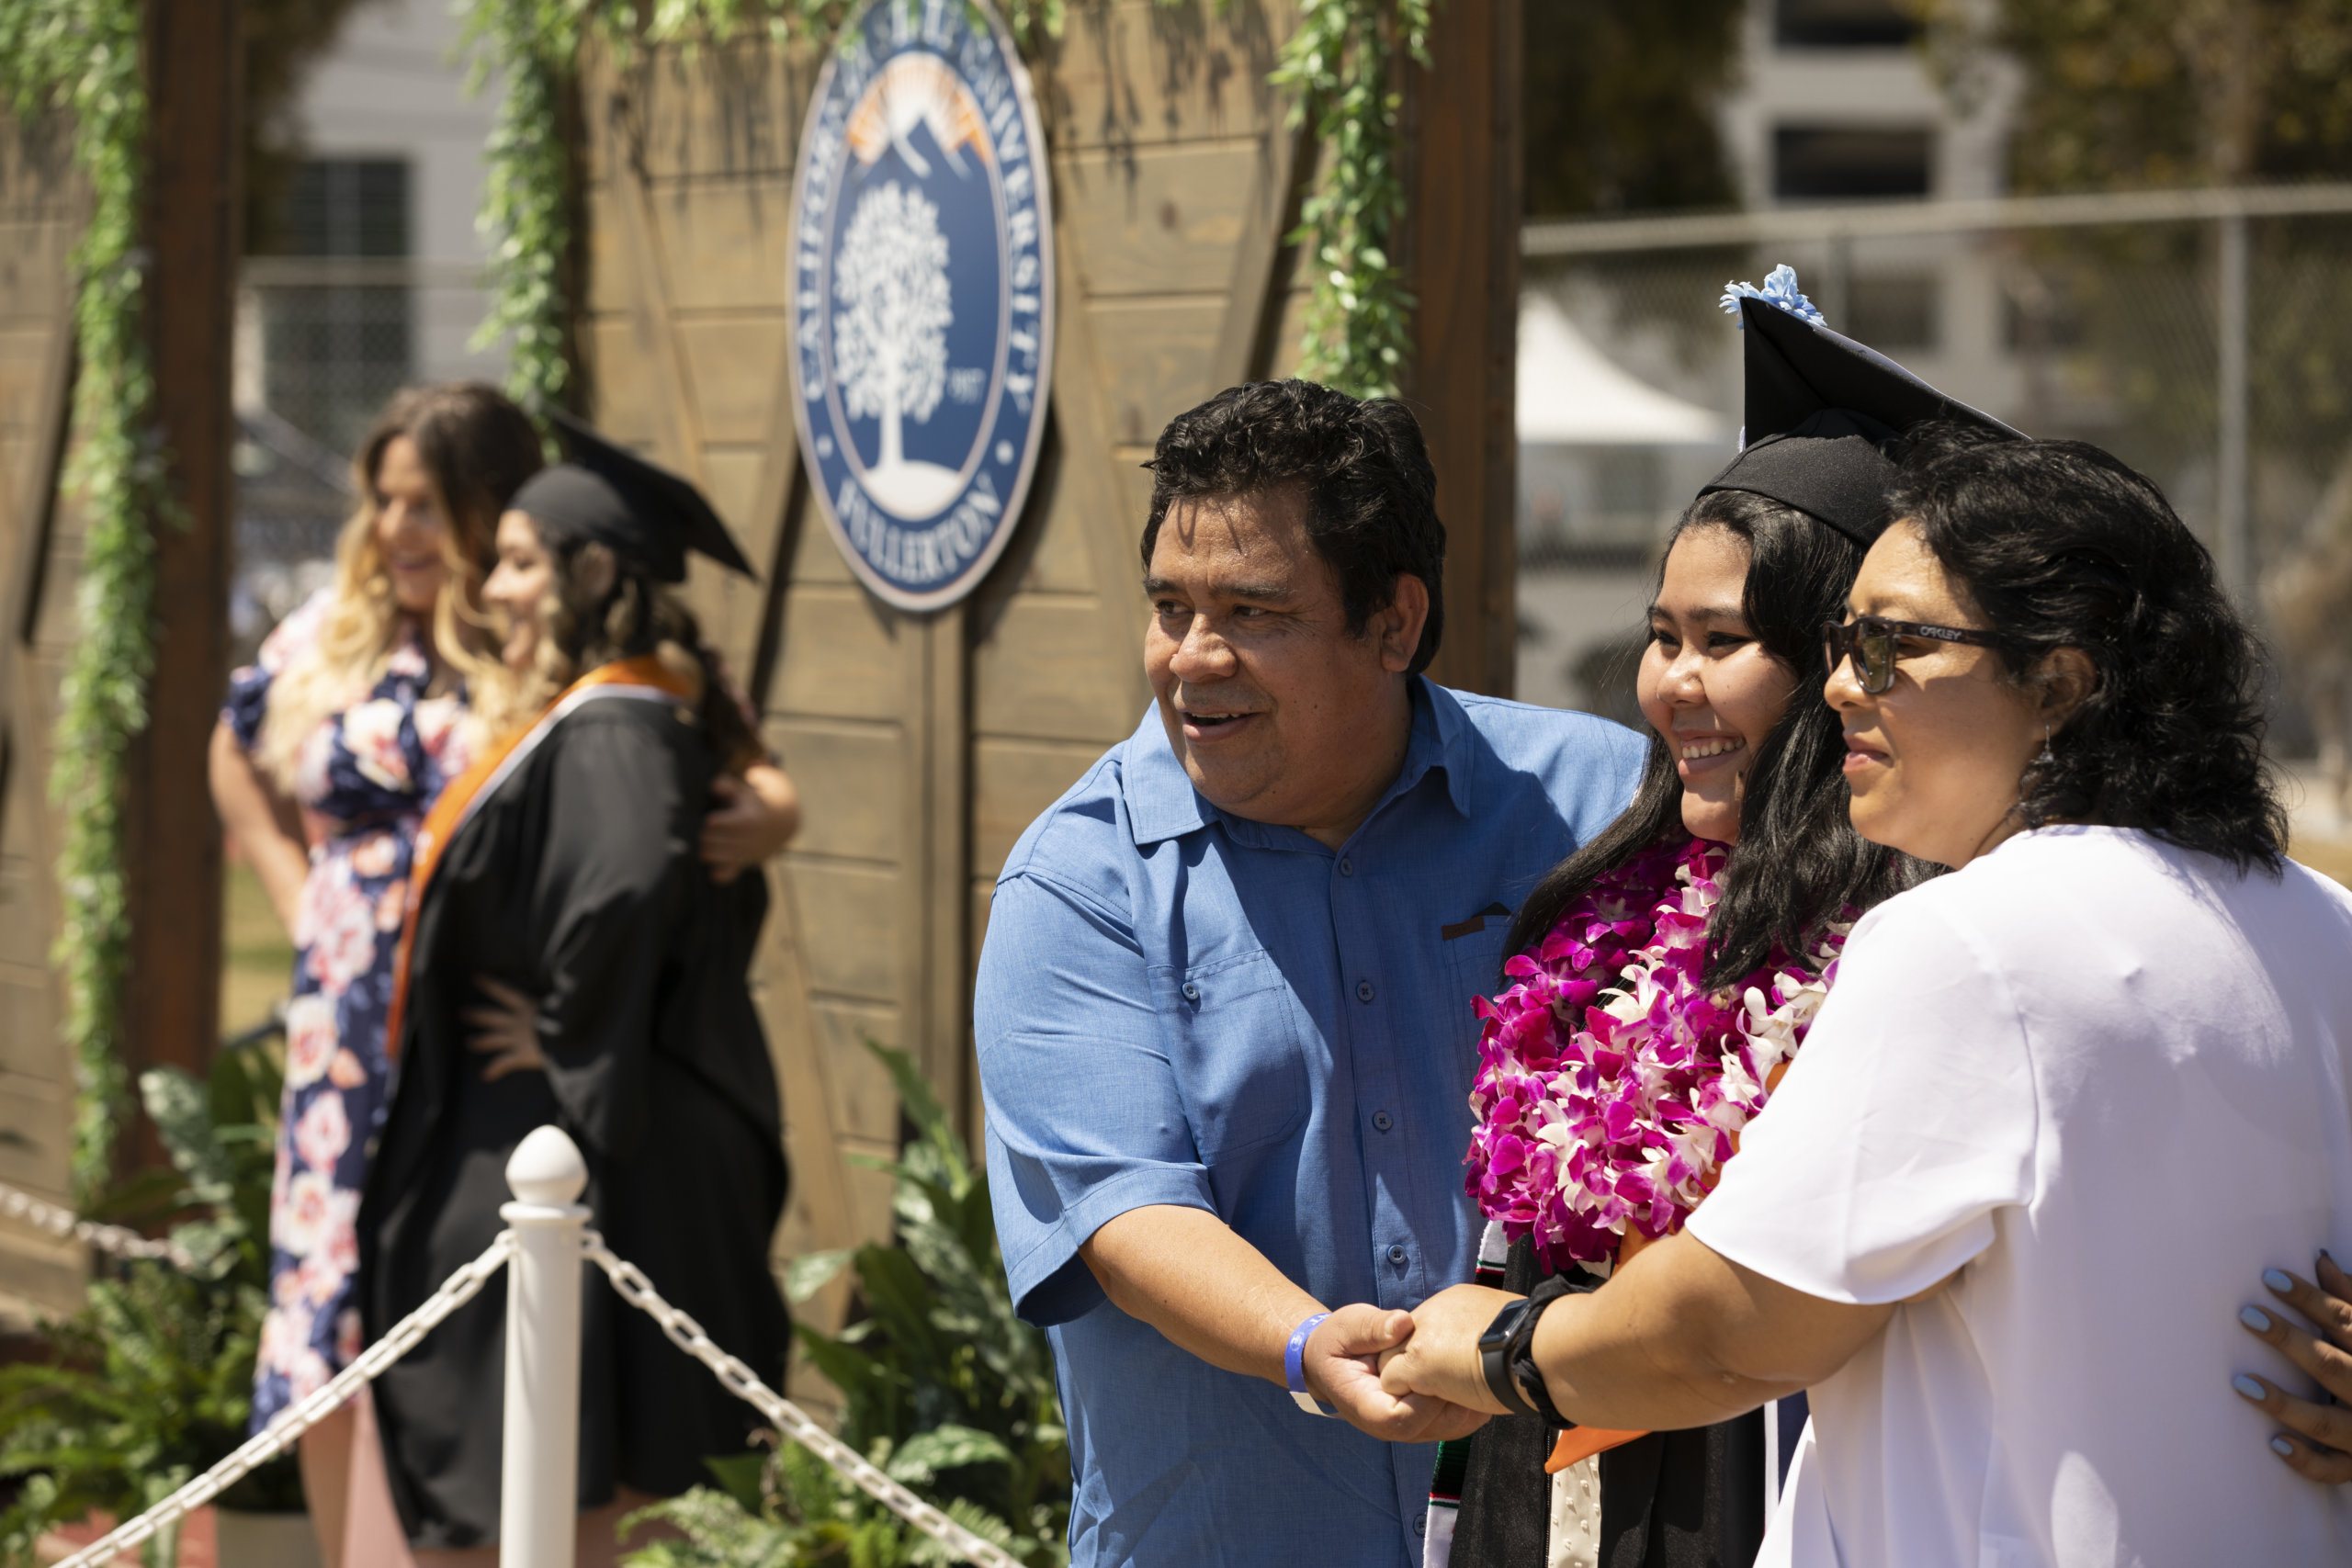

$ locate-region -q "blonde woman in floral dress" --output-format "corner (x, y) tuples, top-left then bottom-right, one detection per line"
(209, 384), (799, 1567)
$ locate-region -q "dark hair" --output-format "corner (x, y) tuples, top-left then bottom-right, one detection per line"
(358, 381), (545, 566)
(1886, 428), (2288, 872)
(1141, 379), (1447, 674)
(1506, 490), (1917, 987)
(544, 546), (763, 773)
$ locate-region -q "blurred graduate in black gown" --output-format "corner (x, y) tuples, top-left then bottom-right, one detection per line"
(359, 413), (792, 1560)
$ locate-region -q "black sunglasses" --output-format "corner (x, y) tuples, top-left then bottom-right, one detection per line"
(1823, 615), (2004, 694)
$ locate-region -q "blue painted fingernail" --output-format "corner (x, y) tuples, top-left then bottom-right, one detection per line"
(2234, 1374), (2268, 1401)
(2242, 1306), (2275, 1332)
(2265, 1269), (2295, 1293)
(2273, 1436), (2298, 1457)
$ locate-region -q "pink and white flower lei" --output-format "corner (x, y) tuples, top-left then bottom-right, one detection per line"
(1464, 834), (1850, 1273)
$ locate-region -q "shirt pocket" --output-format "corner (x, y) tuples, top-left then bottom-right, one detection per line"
(1446, 920), (1514, 1005)
(1150, 950), (1312, 1160)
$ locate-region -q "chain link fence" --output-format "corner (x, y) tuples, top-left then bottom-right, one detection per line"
(1513, 186), (2352, 773)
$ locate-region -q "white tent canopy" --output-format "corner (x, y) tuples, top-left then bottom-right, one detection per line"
(1518, 294), (1724, 446)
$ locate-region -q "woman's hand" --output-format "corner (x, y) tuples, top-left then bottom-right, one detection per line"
(1377, 1282), (1519, 1416)
(699, 762), (800, 884)
(464, 976), (547, 1080)
(2234, 1251), (2352, 1482)
(209, 719), (311, 936)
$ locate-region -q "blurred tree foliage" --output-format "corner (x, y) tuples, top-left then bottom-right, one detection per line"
(1926, 0), (2352, 192)
(1521, 0), (1743, 218)
(1921, 0), (2352, 760)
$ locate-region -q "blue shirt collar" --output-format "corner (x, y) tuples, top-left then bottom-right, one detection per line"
(1120, 675), (1476, 848)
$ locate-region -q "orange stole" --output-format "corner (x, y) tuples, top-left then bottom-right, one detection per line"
(378, 656), (697, 1064)
(1543, 1055), (1794, 1474)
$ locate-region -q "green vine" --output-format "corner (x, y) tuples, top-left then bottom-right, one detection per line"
(463, 0), (1423, 406)
(0, 0), (175, 1196)
(1276, 0), (1430, 397)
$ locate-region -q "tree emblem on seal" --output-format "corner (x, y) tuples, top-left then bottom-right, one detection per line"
(832, 182), (955, 512)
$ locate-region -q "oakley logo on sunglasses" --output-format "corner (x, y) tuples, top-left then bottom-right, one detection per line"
(1823, 616), (2004, 694)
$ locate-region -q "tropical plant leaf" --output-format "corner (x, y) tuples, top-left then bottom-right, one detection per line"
(884, 1423), (1013, 1483)
(783, 1248), (852, 1305)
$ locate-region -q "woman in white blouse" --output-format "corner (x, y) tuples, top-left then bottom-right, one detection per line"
(1379, 426), (2352, 1566)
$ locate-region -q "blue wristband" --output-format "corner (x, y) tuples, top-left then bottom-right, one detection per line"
(1285, 1311), (1335, 1416)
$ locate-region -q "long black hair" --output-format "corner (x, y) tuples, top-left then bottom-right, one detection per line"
(1889, 428), (2287, 872)
(1505, 489), (1916, 987)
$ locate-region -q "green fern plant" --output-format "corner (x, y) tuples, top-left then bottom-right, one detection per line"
(0, 1037), (301, 1568)
(621, 1042), (1069, 1568)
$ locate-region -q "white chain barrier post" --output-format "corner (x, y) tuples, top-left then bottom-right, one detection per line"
(500, 1125), (592, 1568)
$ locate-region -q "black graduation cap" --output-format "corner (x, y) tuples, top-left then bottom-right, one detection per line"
(507, 409), (756, 583)
(1699, 288), (2024, 545)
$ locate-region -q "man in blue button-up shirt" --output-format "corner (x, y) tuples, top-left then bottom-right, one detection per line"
(975, 381), (1644, 1567)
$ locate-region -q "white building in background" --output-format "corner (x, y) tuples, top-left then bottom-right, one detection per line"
(232, 0), (506, 649)
(1517, 0), (2022, 714)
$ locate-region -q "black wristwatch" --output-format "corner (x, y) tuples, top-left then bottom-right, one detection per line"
(1476, 1297), (1541, 1418)
(1477, 1275), (1575, 1425)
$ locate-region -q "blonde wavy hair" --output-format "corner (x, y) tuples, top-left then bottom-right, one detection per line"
(254, 383), (545, 787)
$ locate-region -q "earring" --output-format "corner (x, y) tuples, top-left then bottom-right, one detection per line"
(2037, 724), (2054, 766)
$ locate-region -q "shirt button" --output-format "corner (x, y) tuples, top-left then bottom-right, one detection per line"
(1181, 982), (1199, 1002)
(1356, 979), (1375, 1003)
(1339, 858), (1354, 876)
(1373, 1111), (1394, 1133)
(1387, 1244), (1408, 1266)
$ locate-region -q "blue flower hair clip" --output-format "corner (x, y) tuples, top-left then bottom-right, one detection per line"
(1719, 264), (1826, 329)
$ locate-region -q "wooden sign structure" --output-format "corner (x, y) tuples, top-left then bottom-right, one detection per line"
(577, 0), (1520, 1315)
(0, 0), (1516, 1321)
(0, 0), (240, 1314)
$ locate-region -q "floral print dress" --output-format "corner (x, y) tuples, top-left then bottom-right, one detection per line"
(223, 590), (480, 1431)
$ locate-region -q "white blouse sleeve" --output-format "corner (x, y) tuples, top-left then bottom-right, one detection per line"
(1686, 890), (2040, 1304)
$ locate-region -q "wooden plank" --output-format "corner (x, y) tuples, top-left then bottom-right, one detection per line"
(1208, 119), (1308, 388)
(1045, 0), (1288, 152)
(1058, 140), (1271, 299)
(972, 736), (1110, 877)
(767, 586), (914, 718)
(674, 317), (794, 446)
(972, 592), (1148, 742)
(766, 719), (905, 864)
(748, 860), (863, 1336)
(1399, 0), (1520, 698)
(0, 223), (73, 318)
(641, 175), (797, 314)
(118, 0), (240, 1138)
(786, 857), (905, 1003)
(606, 141), (711, 488)
(1080, 297), (1225, 450)
(627, 36), (823, 184)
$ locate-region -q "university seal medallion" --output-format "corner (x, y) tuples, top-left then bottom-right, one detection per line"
(789, 0), (1053, 611)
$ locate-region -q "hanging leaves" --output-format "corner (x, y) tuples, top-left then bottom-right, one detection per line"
(0, 0), (176, 1196)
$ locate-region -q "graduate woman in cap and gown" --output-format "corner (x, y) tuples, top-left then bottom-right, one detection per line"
(359, 413), (793, 1562)
(1427, 269), (2020, 1568)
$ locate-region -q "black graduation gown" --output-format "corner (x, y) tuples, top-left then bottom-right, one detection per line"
(357, 690), (792, 1551)
(1449, 1238), (1766, 1568)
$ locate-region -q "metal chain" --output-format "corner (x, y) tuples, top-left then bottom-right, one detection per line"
(0, 1178), (202, 1270)
(582, 1232), (1025, 1568)
(51, 1231), (517, 1568)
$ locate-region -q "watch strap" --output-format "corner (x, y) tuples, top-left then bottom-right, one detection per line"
(1285, 1311), (1335, 1416)
(1478, 1299), (1541, 1417)
(1509, 1275), (1576, 1427)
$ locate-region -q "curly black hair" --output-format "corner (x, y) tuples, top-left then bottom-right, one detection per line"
(1885, 426), (2288, 873)
(1141, 379), (1447, 674)
(1506, 489), (1918, 988)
